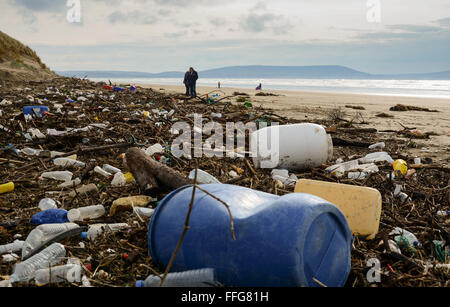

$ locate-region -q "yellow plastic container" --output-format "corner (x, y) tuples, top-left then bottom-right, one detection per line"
(124, 172), (134, 183)
(0, 182), (14, 194)
(294, 179), (382, 240)
(393, 159), (408, 175)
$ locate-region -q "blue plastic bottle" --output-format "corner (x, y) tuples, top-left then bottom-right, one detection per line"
(148, 184), (353, 287)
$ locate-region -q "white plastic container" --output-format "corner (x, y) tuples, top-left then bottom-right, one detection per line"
(102, 164), (121, 174)
(81, 223), (129, 241)
(38, 198), (58, 211)
(22, 223), (80, 259)
(10, 243), (66, 283)
(67, 205), (106, 222)
(53, 158), (86, 168)
(189, 169), (221, 184)
(34, 264), (82, 286)
(94, 166), (112, 178)
(40, 171), (73, 182)
(0, 240), (24, 255)
(250, 123), (333, 170)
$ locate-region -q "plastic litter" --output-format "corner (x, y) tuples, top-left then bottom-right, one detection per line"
(39, 171), (73, 182)
(53, 158), (85, 168)
(81, 223), (129, 241)
(38, 198), (58, 211)
(188, 169), (221, 184)
(34, 263), (82, 286)
(30, 209), (69, 225)
(368, 142), (385, 150)
(148, 184), (352, 287)
(102, 164), (121, 174)
(111, 172), (127, 187)
(94, 166), (112, 178)
(10, 243), (66, 283)
(22, 223), (80, 259)
(0, 182), (14, 194)
(136, 268), (218, 287)
(0, 240), (25, 255)
(390, 227), (421, 248)
(67, 205), (106, 222)
(393, 159), (408, 175)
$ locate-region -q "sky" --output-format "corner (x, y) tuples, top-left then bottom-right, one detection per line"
(1, 0), (450, 74)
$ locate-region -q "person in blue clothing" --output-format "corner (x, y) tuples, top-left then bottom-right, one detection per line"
(183, 67), (199, 98)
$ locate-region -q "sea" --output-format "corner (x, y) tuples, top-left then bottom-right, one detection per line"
(89, 78), (450, 99)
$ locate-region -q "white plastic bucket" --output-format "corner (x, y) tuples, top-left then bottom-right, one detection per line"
(250, 123), (333, 170)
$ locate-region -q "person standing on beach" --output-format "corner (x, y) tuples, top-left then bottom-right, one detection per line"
(183, 67), (198, 98)
(218, 81), (221, 89)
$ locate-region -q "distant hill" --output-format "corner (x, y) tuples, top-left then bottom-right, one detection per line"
(0, 31), (55, 81)
(57, 65), (450, 80)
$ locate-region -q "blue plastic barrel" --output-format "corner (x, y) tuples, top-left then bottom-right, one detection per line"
(148, 184), (353, 287)
(23, 106), (49, 117)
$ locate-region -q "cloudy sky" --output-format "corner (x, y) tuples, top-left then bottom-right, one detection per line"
(1, 0), (450, 74)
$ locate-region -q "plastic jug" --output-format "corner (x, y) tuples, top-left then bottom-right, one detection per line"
(148, 184), (352, 287)
(250, 123), (333, 170)
(294, 179), (382, 240)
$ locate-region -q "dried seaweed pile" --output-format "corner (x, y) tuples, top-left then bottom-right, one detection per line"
(0, 77), (448, 287)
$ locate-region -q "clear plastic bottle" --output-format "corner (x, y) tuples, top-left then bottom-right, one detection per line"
(102, 164), (121, 174)
(348, 172), (369, 180)
(359, 152), (394, 164)
(68, 184), (98, 198)
(21, 147), (42, 156)
(10, 243), (66, 283)
(38, 198), (58, 211)
(40, 171), (73, 182)
(0, 240), (24, 255)
(136, 268), (218, 287)
(67, 205), (106, 222)
(94, 166), (112, 178)
(81, 223), (129, 241)
(390, 227), (421, 247)
(133, 207), (155, 218)
(0, 279), (12, 287)
(189, 169), (221, 184)
(34, 264), (82, 286)
(58, 178), (81, 188)
(53, 158), (85, 168)
(22, 223), (80, 259)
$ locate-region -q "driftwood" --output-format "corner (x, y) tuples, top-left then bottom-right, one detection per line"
(126, 147), (192, 193)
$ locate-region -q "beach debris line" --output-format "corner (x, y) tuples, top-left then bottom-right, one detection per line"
(0, 77), (448, 287)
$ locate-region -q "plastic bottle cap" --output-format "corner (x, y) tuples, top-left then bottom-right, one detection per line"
(136, 280), (144, 288)
(81, 232), (88, 239)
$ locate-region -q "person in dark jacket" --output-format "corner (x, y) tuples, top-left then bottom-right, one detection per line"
(183, 67), (198, 98)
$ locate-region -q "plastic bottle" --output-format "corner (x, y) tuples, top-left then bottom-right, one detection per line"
(111, 172), (127, 187)
(81, 223), (129, 241)
(22, 223), (80, 258)
(40, 171), (73, 182)
(21, 147), (42, 156)
(38, 198), (58, 211)
(10, 243), (66, 283)
(0, 240), (24, 255)
(0, 279), (12, 287)
(94, 166), (112, 178)
(326, 160), (360, 174)
(348, 172), (369, 180)
(250, 123), (333, 170)
(145, 144), (164, 156)
(390, 227), (421, 248)
(189, 169), (221, 184)
(34, 264), (82, 286)
(0, 182), (14, 194)
(132, 207), (155, 218)
(102, 164), (121, 174)
(58, 178), (81, 188)
(67, 205), (106, 222)
(136, 268), (218, 287)
(368, 142), (385, 150)
(68, 184), (98, 198)
(53, 158), (86, 168)
(359, 152), (394, 164)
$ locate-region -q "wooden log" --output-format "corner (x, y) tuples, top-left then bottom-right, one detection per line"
(126, 147), (192, 193)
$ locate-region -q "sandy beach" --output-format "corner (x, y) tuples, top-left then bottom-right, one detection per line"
(139, 83), (450, 163)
